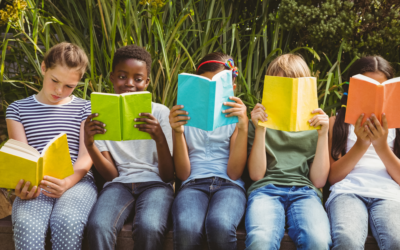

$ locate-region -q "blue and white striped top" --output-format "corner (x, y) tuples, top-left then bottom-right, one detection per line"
(6, 95), (91, 171)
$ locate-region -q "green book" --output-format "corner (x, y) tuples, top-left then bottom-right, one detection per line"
(91, 91), (152, 141)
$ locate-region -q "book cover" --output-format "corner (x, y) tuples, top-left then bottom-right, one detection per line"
(0, 133), (74, 189)
(345, 74), (400, 128)
(177, 70), (238, 131)
(259, 76), (319, 132)
(91, 92), (152, 141)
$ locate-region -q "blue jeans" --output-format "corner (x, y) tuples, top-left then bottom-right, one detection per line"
(12, 176), (97, 250)
(172, 177), (246, 250)
(87, 181), (174, 250)
(245, 184), (331, 250)
(327, 193), (400, 250)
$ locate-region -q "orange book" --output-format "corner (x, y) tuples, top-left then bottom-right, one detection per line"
(345, 74), (400, 128)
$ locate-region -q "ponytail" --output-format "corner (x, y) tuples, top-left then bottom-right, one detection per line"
(331, 83), (349, 160)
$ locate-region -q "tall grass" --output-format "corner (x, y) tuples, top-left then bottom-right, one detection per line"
(1, 0), (350, 117)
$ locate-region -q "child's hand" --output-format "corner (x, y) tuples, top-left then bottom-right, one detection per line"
(84, 113), (106, 147)
(135, 113), (166, 143)
(169, 105), (189, 134)
(364, 113), (389, 150)
(354, 113), (371, 147)
(250, 103), (268, 130)
(309, 108), (329, 136)
(39, 176), (69, 198)
(223, 96), (248, 130)
(15, 180), (41, 200)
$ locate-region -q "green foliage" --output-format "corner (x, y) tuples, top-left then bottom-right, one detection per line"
(0, 0), (396, 122)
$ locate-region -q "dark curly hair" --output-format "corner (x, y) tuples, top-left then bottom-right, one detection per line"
(112, 45), (152, 76)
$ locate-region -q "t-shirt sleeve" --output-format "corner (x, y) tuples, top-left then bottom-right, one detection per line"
(157, 105), (173, 155)
(81, 101), (92, 122)
(6, 102), (21, 122)
(94, 140), (109, 152)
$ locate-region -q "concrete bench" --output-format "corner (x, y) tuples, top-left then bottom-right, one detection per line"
(0, 215), (380, 250)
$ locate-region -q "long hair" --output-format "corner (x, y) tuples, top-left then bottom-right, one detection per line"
(331, 56), (400, 160)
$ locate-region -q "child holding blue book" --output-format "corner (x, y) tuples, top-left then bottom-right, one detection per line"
(245, 54), (332, 249)
(84, 45), (174, 250)
(6, 42), (96, 249)
(169, 52), (248, 250)
(327, 56), (400, 249)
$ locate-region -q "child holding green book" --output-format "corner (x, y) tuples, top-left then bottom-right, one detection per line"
(7, 42), (96, 250)
(85, 45), (174, 250)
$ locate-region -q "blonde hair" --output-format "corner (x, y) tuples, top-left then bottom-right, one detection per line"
(266, 54), (311, 78)
(43, 42), (88, 78)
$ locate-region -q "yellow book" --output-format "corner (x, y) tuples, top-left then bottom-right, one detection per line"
(259, 76), (320, 132)
(0, 133), (74, 189)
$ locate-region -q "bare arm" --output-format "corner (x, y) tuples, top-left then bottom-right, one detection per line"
(328, 114), (370, 185)
(84, 113), (119, 181)
(247, 103), (268, 181)
(365, 114), (400, 185)
(308, 108), (330, 188)
(225, 96), (248, 180)
(169, 105), (191, 181)
(135, 113), (174, 183)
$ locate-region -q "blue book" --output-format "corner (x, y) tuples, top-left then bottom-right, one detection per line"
(177, 70), (238, 131)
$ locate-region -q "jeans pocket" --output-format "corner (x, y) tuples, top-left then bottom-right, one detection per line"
(179, 179), (195, 191)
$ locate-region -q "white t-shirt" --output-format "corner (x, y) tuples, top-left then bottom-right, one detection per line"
(326, 124), (400, 207)
(94, 102), (172, 185)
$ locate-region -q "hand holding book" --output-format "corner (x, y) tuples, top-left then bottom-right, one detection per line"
(134, 113), (166, 143)
(169, 105), (190, 134)
(222, 96), (248, 130)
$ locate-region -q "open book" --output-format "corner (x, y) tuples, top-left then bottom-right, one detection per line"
(0, 133), (74, 189)
(177, 70), (238, 131)
(91, 91), (152, 141)
(259, 76), (320, 132)
(345, 74), (400, 128)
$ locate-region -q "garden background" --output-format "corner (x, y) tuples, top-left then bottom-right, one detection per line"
(1, 0), (400, 144)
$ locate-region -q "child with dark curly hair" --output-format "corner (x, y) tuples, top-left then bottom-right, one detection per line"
(85, 45), (174, 250)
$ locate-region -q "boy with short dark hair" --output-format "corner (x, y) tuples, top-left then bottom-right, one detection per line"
(85, 45), (174, 250)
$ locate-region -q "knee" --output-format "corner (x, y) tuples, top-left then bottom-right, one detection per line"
(134, 219), (165, 239)
(206, 219), (235, 242)
(332, 232), (363, 250)
(300, 230), (331, 250)
(87, 216), (114, 235)
(245, 230), (280, 250)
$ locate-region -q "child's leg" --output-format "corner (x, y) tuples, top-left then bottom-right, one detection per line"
(205, 179), (246, 250)
(12, 193), (55, 249)
(131, 181), (174, 250)
(49, 176), (97, 250)
(172, 179), (211, 250)
(245, 185), (286, 250)
(286, 186), (331, 250)
(86, 182), (134, 250)
(327, 193), (368, 250)
(369, 198), (400, 249)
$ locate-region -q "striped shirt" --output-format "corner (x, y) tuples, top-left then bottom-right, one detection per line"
(6, 95), (91, 173)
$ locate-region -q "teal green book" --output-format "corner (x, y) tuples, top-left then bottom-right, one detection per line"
(91, 91), (152, 141)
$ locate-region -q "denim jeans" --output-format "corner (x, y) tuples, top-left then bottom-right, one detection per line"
(327, 193), (400, 250)
(12, 176), (97, 250)
(172, 177), (246, 250)
(87, 181), (174, 250)
(245, 184), (331, 250)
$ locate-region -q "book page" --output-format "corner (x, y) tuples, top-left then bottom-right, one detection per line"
(1, 139), (40, 157)
(381, 76), (400, 85)
(352, 74), (381, 85)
